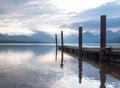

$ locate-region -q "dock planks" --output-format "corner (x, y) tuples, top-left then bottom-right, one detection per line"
(58, 45), (120, 63)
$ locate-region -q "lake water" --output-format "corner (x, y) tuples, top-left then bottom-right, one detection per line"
(0, 44), (120, 88)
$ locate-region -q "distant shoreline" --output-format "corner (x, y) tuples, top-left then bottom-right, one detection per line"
(0, 43), (55, 45)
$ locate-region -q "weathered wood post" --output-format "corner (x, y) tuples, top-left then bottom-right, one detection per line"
(55, 34), (58, 61)
(60, 31), (64, 68)
(100, 15), (106, 48)
(78, 26), (83, 83)
(79, 26), (83, 55)
(55, 34), (58, 50)
(100, 15), (107, 62)
(61, 31), (64, 52)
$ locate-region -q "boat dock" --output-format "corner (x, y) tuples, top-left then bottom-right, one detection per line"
(58, 45), (120, 62)
(56, 15), (120, 63)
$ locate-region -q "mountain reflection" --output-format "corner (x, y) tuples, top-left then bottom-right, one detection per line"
(0, 45), (54, 55)
(0, 50), (34, 65)
(0, 44), (119, 88)
(0, 45), (63, 88)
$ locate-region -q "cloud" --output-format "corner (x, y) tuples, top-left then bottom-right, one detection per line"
(72, 1), (120, 20)
(0, 0), (120, 36)
(66, 17), (120, 34)
(0, 0), (62, 35)
(51, 0), (115, 13)
(60, 1), (120, 34)
(0, 0), (59, 19)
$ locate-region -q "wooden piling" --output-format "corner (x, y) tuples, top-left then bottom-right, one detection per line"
(100, 15), (106, 48)
(61, 31), (64, 51)
(78, 26), (83, 83)
(60, 31), (64, 68)
(55, 34), (58, 61)
(55, 34), (58, 50)
(79, 26), (82, 55)
(100, 15), (107, 62)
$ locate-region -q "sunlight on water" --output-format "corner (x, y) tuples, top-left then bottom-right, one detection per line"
(0, 44), (119, 88)
(0, 50), (34, 65)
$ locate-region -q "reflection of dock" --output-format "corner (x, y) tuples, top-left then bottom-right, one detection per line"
(58, 46), (120, 86)
(58, 45), (120, 77)
(85, 58), (120, 80)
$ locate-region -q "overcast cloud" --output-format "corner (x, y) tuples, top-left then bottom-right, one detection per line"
(0, 0), (120, 36)
(63, 0), (120, 34)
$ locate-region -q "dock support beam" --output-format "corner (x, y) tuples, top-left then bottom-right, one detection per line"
(79, 26), (82, 55)
(55, 34), (58, 50)
(61, 31), (64, 51)
(100, 15), (106, 48)
(100, 15), (107, 62)
(55, 34), (58, 61)
(61, 31), (64, 68)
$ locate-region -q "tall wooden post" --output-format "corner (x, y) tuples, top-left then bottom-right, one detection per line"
(78, 26), (83, 83)
(55, 34), (58, 50)
(55, 34), (58, 61)
(100, 15), (107, 62)
(61, 31), (64, 51)
(100, 15), (106, 48)
(79, 26), (82, 55)
(60, 31), (64, 68)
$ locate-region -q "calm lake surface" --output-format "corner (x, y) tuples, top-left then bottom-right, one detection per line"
(0, 44), (120, 88)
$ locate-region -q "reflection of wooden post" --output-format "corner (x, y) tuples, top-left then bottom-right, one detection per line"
(78, 54), (82, 83)
(79, 26), (82, 55)
(100, 15), (107, 62)
(100, 15), (106, 48)
(60, 50), (64, 68)
(100, 62), (107, 88)
(55, 49), (57, 61)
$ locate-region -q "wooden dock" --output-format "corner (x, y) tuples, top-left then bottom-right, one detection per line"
(57, 45), (120, 82)
(58, 45), (120, 62)
(58, 45), (120, 53)
(55, 15), (120, 86)
(55, 15), (120, 63)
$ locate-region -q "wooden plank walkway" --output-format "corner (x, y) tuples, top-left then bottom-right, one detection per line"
(58, 45), (120, 53)
(58, 45), (120, 62)
(56, 15), (120, 62)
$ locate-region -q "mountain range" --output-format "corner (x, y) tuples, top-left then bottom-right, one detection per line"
(0, 30), (120, 43)
(64, 30), (120, 43)
(0, 31), (54, 43)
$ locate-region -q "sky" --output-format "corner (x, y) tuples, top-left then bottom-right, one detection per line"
(0, 0), (120, 36)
